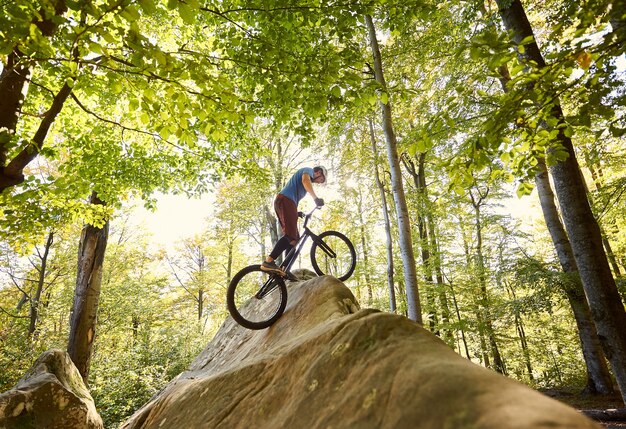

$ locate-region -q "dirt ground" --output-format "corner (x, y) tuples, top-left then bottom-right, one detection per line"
(541, 388), (626, 428)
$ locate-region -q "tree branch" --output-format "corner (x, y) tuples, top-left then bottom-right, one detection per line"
(69, 92), (197, 155)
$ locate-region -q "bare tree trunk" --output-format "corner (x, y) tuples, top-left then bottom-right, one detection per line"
(500, 257), (535, 381)
(402, 153), (437, 331)
(369, 119), (397, 313)
(428, 217), (455, 345)
(470, 189), (505, 374)
(28, 231), (54, 337)
(496, 0), (626, 402)
(515, 312), (534, 381)
(448, 277), (471, 359)
(67, 192), (109, 383)
(198, 289), (204, 320)
(356, 189), (373, 303)
(226, 240), (233, 285)
(365, 14), (422, 323)
(265, 205), (279, 250)
(585, 162), (622, 277)
(132, 315), (139, 346)
(535, 158), (613, 394)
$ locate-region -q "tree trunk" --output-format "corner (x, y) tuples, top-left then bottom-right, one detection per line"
(369, 119), (397, 313)
(365, 14), (422, 323)
(470, 190), (505, 374)
(264, 205), (278, 251)
(356, 190), (373, 303)
(132, 315), (139, 346)
(226, 240), (233, 285)
(535, 158), (613, 394)
(0, 82), (73, 191)
(402, 153), (437, 331)
(198, 289), (204, 320)
(496, 0), (626, 403)
(67, 192), (109, 383)
(428, 215), (455, 345)
(0, 0), (67, 175)
(515, 311), (534, 381)
(585, 162), (622, 277)
(487, 9), (613, 394)
(448, 277), (471, 359)
(0, 50), (32, 169)
(28, 231), (54, 337)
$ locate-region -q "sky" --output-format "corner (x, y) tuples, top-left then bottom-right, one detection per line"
(133, 193), (215, 249)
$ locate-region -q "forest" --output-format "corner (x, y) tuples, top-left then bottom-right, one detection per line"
(1, 0), (625, 427)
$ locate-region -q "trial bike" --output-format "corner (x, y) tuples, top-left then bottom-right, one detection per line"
(226, 206), (356, 330)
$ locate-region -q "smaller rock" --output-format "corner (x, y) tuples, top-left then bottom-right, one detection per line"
(290, 268), (318, 281)
(0, 349), (103, 429)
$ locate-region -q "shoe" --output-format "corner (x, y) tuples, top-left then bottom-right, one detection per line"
(261, 260), (285, 275)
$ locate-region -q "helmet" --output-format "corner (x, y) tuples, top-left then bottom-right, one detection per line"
(314, 166), (327, 183)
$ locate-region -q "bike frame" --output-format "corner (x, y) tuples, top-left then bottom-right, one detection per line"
(280, 206), (337, 272)
(256, 206), (336, 298)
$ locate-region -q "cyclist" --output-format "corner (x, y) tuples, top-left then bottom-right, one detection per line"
(261, 166), (327, 276)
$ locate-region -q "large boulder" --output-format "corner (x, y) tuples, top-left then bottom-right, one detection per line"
(122, 275), (599, 429)
(0, 349), (103, 429)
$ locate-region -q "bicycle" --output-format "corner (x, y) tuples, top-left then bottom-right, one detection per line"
(226, 206), (356, 330)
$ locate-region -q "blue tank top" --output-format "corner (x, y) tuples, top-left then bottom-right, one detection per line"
(280, 167), (315, 204)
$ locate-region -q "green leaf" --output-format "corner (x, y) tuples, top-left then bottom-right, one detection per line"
(138, 0), (157, 14)
(516, 182), (534, 198)
(88, 42), (102, 54)
(111, 80), (123, 94)
(563, 126), (573, 138)
(178, 4), (196, 24)
(120, 5), (141, 22)
(470, 45), (482, 60)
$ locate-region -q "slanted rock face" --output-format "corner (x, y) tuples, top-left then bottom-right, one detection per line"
(122, 275), (599, 429)
(0, 349), (103, 429)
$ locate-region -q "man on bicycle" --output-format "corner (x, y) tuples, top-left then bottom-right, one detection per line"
(261, 166), (327, 276)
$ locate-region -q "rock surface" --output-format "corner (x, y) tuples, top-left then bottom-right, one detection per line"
(0, 348), (103, 429)
(122, 274), (599, 429)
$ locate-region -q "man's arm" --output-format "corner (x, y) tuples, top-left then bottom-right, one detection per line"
(302, 173), (319, 200)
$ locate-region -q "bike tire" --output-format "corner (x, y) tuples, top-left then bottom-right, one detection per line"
(310, 231), (356, 281)
(226, 265), (288, 330)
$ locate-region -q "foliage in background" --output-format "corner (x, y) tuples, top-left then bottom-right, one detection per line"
(1, 0), (625, 426)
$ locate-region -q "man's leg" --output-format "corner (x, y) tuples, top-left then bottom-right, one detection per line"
(262, 196), (298, 274)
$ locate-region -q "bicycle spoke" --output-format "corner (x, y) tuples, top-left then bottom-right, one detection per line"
(230, 269), (286, 326)
(311, 231), (356, 281)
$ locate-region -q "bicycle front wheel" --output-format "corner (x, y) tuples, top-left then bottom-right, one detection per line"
(310, 231), (356, 281)
(226, 265), (288, 330)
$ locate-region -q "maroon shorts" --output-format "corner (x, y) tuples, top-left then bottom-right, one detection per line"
(274, 194), (299, 241)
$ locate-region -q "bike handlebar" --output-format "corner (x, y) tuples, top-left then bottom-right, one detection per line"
(300, 206), (321, 226)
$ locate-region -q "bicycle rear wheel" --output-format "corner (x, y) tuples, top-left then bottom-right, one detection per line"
(310, 231), (356, 281)
(226, 265), (288, 330)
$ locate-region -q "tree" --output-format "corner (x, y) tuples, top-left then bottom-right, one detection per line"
(67, 192), (109, 382)
(475, 3), (615, 393)
(0, 0), (70, 190)
(494, 0), (626, 402)
(369, 119), (397, 312)
(535, 158), (613, 394)
(365, 14), (422, 323)
(167, 237), (210, 321)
